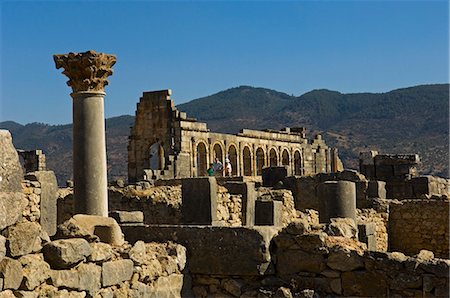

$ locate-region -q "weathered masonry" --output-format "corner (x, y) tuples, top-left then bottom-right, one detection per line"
(128, 89), (343, 182)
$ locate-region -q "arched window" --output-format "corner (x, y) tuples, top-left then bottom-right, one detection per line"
(256, 148), (265, 175)
(243, 146), (252, 176)
(294, 150), (302, 175)
(149, 142), (164, 170)
(228, 145), (238, 176)
(282, 149), (290, 167)
(269, 148), (278, 167)
(196, 142), (208, 176)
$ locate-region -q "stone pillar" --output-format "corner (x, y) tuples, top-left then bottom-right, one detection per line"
(317, 181), (356, 224)
(54, 50), (116, 216)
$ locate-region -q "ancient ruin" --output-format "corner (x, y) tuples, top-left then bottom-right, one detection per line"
(127, 90), (343, 183)
(0, 50), (449, 297)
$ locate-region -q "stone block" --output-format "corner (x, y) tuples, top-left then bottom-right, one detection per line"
(0, 257), (23, 290)
(255, 200), (283, 226)
(19, 254), (50, 290)
(59, 214), (125, 245)
(102, 259), (134, 287)
(276, 250), (326, 274)
(43, 238), (92, 269)
(262, 167), (288, 187)
(50, 262), (101, 295)
(327, 247), (364, 271)
(87, 242), (114, 262)
(385, 180), (413, 199)
(181, 177), (218, 225)
(224, 182), (256, 226)
(0, 130), (23, 192)
(342, 270), (387, 297)
(5, 222), (43, 257)
(358, 223), (377, 251)
(0, 192), (26, 231)
(367, 180), (386, 199)
(109, 211), (144, 224)
(24, 171), (58, 236)
(122, 225), (278, 276)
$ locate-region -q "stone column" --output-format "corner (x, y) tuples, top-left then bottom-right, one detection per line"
(317, 180), (356, 224)
(54, 50), (116, 216)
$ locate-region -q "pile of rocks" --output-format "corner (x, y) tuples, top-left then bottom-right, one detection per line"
(216, 186), (242, 226)
(0, 214), (186, 297)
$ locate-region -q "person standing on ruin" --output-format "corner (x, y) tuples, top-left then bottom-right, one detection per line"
(225, 158), (232, 176)
(212, 157), (223, 176)
(207, 163), (215, 176)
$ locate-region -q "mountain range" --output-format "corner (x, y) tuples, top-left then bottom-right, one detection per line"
(1, 84), (448, 185)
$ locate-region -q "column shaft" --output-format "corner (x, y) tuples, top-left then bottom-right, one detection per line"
(72, 91), (108, 216)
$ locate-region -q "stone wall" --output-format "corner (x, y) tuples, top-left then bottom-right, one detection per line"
(185, 223), (449, 297)
(357, 208), (388, 252)
(389, 199), (449, 259)
(216, 186), (242, 226)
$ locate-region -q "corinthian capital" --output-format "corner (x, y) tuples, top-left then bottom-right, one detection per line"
(54, 50), (116, 93)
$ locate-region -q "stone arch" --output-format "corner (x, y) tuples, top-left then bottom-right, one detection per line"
(196, 141), (208, 176)
(243, 146), (252, 176)
(269, 148), (278, 167)
(294, 150), (302, 175)
(212, 142), (224, 163)
(256, 147), (265, 175)
(148, 142), (165, 170)
(227, 144), (238, 176)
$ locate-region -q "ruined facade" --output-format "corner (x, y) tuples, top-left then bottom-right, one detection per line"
(128, 90), (343, 183)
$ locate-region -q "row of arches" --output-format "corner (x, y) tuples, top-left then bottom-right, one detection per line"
(194, 141), (304, 177)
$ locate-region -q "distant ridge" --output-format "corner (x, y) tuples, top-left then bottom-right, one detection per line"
(1, 84), (448, 184)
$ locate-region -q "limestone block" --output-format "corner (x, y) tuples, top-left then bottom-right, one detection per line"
(87, 242), (114, 262)
(122, 225), (278, 276)
(43, 238), (92, 269)
(367, 180), (386, 199)
(326, 218), (357, 239)
(342, 270), (387, 297)
(0, 192), (26, 231)
(57, 214), (124, 246)
(276, 249), (326, 274)
(0, 257), (23, 290)
(101, 259), (134, 287)
(327, 247), (364, 271)
(50, 262), (101, 295)
(255, 200), (283, 226)
(19, 254), (50, 290)
(24, 171), (58, 236)
(284, 219), (311, 236)
(0, 130), (23, 192)
(224, 182), (256, 226)
(181, 177), (218, 225)
(109, 211), (144, 224)
(5, 222), (43, 257)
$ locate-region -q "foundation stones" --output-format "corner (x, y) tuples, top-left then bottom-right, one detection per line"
(0, 258), (23, 290)
(42, 238), (92, 269)
(101, 259), (134, 287)
(4, 222), (43, 257)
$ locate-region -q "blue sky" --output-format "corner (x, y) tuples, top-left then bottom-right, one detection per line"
(1, 0), (448, 125)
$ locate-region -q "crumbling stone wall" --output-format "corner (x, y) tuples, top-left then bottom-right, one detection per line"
(17, 150), (46, 173)
(256, 188), (301, 226)
(216, 186), (242, 226)
(389, 199), (449, 259)
(186, 222), (449, 297)
(357, 208), (388, 252)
